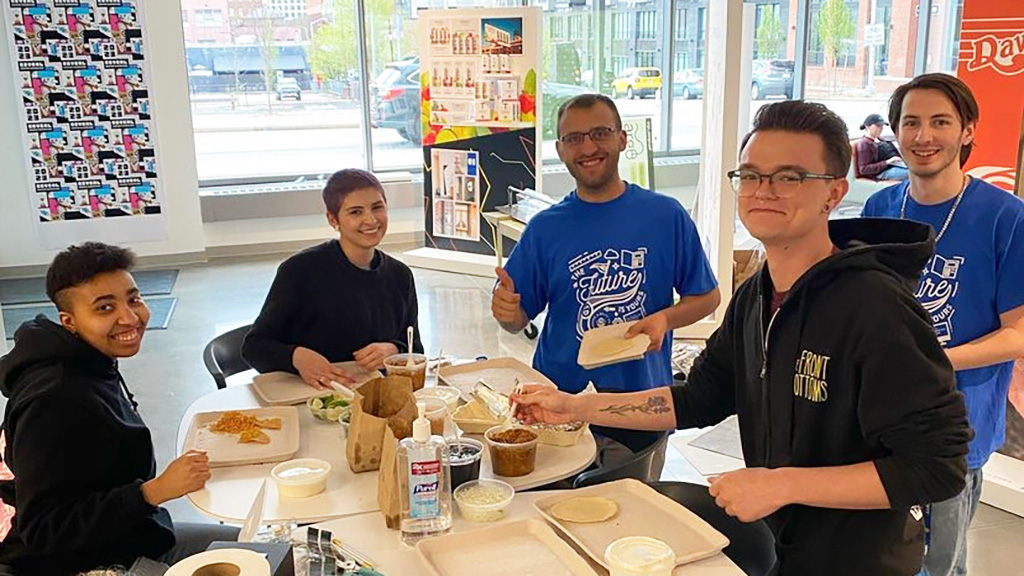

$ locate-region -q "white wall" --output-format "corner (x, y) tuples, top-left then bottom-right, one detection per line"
(0, 1), (205, 269)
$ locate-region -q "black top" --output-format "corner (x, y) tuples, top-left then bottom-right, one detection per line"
(672, 218), (971, 576)
(242, 240), (424, 373)
(0, 317), (175, 575)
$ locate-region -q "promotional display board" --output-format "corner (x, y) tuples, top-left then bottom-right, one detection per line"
(620, 117), (655, 191)
(957, 1), (1023, 191)
(2, 0), (166, 247)
(420, 7), (541, 256)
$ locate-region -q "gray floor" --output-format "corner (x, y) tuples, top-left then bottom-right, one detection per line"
(6, 246), (1023, 573)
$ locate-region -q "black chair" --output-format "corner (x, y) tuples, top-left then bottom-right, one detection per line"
(202, 324), (253, 389)
(650, 481), (777, 576)
(572, 432), (670, 488)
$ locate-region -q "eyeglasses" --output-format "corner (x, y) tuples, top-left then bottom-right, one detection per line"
(558, 127), (619, 147)
(727, 169), (839, 198)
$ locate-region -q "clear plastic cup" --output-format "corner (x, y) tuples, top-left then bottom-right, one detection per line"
(605, 536), (676, 576)
(383, 353), (428, 391)
(484, 426), (538, 477)
(420, 396), (448, 435)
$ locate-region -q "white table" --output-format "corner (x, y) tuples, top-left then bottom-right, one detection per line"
(177, 384), (597, 524)
(302, 490), (744, 576)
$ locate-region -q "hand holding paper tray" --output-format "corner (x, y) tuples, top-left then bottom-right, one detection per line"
(577, 321), (651, 370)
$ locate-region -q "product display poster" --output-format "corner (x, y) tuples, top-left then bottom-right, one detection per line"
(3, 0), (166, 248)
(420, 7), (541, 257)
(430, 148), (480, 241)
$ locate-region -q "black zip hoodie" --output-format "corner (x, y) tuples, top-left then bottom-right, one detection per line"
(0, 317), (174, 575)
(671, 218), (970, 576)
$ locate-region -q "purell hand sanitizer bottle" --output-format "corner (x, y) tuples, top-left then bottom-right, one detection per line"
(398, 401), (452, 545)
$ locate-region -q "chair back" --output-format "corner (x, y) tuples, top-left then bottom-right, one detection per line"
(573, 432), (669, 488)
(202, 324), (252, 389)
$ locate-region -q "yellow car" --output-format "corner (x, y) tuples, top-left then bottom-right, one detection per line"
(611, 67), (662, 99)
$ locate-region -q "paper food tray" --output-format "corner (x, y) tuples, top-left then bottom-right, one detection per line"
(577, 322), (650, 370)
(534, 478), (729, 568)
(252, 362), (381, 405)
(416, 518), (600, 576)
(438, 357), (556, 400)
(182, 407), (300, 467)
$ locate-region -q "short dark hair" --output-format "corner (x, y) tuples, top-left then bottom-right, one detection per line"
(322, 168), (386, 215)
(888, 73), (979, 167)
(555, 93), (622, 138)
(740, 100), (852, 176)
(46, 242), (137, 311)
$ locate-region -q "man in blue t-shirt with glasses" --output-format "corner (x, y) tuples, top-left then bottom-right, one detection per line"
(863, 73), (1024, 576)
(490, 93), (720, 473)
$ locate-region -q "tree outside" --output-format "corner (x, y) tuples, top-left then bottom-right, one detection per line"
(756, 5), (784, 60)
(817, 0), (855, 94)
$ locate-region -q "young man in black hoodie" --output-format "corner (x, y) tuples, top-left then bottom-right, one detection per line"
(0, 243), (237, 575)
(512, 101), (971, 576)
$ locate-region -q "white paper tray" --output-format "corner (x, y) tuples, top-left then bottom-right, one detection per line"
(252, 362), (381, 405)
(182, 407), (300, 467)
(534, 478), (729, 568)
(416, 518), (600, 576)
(577, 321), (650, 370)
(438, 357), (556, 400)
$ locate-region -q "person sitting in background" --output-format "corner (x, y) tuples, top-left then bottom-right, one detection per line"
(242, 168), (423, 389)
(0, 242), (237, 576)
(855, 113), (909, 181)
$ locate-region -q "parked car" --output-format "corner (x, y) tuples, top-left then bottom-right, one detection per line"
(611, 67), (662, 99)
(369, 57), (421, 143)
(751, 59), (794, 100)
(581, 69), (616, 94)
(672, 68), (704, 100)
(370, 56), (590, 145)
(275, 77), (302, 101)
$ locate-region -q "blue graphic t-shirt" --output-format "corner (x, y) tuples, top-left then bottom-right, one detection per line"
(505, 183), (718, 394)
(863, 178), (1024, 468)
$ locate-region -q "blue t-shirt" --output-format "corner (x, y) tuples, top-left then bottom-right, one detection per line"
(863, 178), (1024, 468)
(505, 183), (718, 394)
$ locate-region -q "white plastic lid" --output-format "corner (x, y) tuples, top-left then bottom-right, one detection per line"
(413, 401), (430, 442)
(605, 536), (676, 572)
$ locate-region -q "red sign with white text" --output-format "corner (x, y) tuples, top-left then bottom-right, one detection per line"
(957, 0), (1023, 192)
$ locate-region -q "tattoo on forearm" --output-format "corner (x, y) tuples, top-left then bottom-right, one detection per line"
(599, 396), (671, 417)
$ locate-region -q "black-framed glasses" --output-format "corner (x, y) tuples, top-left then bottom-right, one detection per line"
(727, 168), (839, 198)
(558, 126), (619, 147)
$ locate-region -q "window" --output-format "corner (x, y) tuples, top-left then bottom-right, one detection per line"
(637, 51), (657, 67)
(638, 11), (657, 40)
(551, 17), (565, 41)
(612, 56), (628, 76)
(671, 0), (705, 152)
(613, 12), (630, 40)
(676, 8), (687, 40)
(808, 0), (859, 68)
(674, 52), (687, 72)
(194, 9), (223, 28)
(926, 0), (965, 74)
(569, 15), (583, 40)
(182, 10), (188, 24)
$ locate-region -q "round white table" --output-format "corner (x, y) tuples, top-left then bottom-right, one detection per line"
(177, 383), (597, 524)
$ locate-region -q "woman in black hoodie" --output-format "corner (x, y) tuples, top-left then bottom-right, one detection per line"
(0, 243), (237, 575)
(512, 102), (971, 576)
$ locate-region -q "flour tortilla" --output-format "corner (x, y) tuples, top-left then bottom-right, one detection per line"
(550, 496), (619, 523)
(591, 337), (634, 358)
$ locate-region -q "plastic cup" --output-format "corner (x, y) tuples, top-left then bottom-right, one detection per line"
(484, 426), (538, 477)
(383, 353), (428, 391)
(445, 438), (484, 490)
(605, 536), (676, 576)
(420, 396), (448, 435)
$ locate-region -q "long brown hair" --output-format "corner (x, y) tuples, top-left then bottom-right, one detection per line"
(888, 73), (979, 167)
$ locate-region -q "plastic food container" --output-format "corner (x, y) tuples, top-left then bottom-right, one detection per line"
(446, 438), (484, 489)
(484, 426), (538, 477)
(306, 393), (352, 423)
(270, 458), (331, 498)
(604, 536), (676, 576)
(414, 385), (462, 412)
(453, 478), (514, 522)
(383, 353), (428, 391)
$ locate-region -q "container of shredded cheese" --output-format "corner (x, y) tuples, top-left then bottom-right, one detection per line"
(452, 478), (514, 522)
(604, 536), (676, 576)
(270, 458), (331, 498)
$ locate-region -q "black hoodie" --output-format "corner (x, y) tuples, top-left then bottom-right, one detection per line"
(0, 317), (174, 575)
(671, 219), (970, 576)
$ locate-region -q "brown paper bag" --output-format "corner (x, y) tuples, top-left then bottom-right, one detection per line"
(377, 424), (405, 529)
(345, 375), (417, 473)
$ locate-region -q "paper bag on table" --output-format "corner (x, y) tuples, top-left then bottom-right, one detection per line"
(377, 423), (410, 529)
(345, 374), (417, 473)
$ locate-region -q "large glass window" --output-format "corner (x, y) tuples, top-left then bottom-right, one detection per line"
(670, 0), (707, 152)
(182, 0), (367, 183)
(926, 0), (965, 74)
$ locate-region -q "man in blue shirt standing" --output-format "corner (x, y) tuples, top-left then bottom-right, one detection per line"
(862, 73), (1024, 576)
(491, 93), (721, 472)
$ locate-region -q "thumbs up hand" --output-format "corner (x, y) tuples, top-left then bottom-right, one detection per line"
(491, 267), (524, 325)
